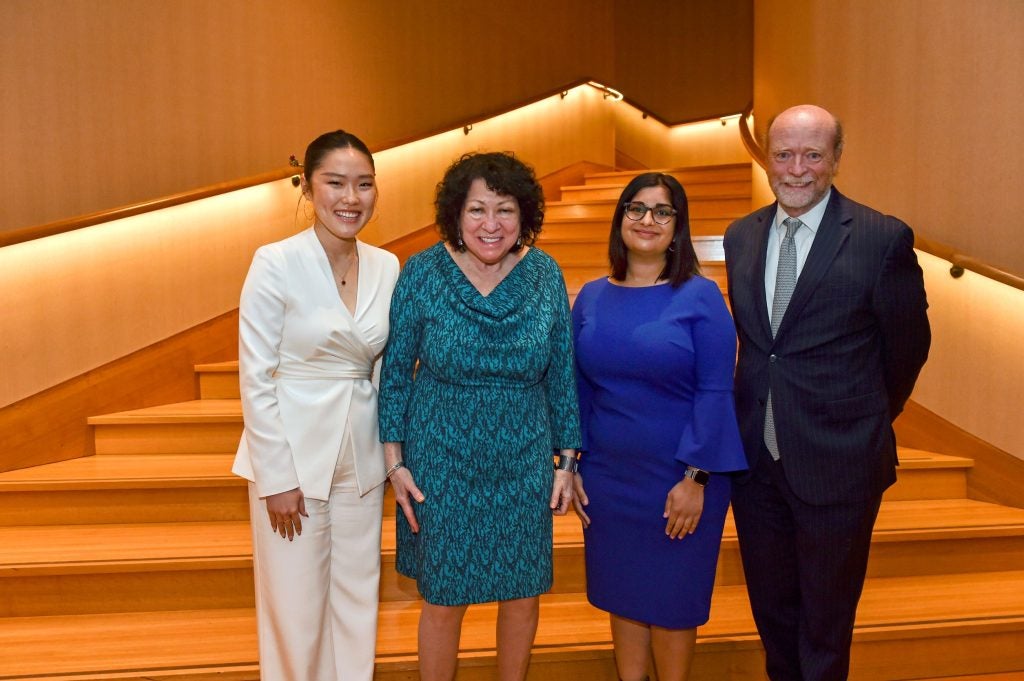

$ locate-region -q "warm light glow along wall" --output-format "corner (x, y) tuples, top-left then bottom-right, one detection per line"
(3, 79), (1022, 465)
(362, 84), (617, 246)
(0, 179), (298, 407)
(4, 82), (704, 407)
(913, 252), (1024, 460)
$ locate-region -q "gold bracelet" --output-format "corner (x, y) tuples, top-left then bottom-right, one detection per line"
(385, 461), (405, 478)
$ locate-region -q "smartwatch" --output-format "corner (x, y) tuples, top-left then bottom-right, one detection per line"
(683, 466), (710, 487)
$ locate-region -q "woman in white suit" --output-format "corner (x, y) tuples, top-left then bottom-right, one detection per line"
(232, 130), (399, 680)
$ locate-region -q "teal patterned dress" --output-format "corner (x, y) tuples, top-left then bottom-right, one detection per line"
(379, 243), (581, 606)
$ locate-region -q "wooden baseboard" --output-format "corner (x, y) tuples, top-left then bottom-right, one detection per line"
(0, 311), (239, 473)
(896, 400), (1024, 509)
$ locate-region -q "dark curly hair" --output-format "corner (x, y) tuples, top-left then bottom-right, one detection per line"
(434, 152), (544, 252)
(609, 172), (700, 287)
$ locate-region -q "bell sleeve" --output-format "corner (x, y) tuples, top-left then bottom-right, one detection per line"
(673, 279), (748, 473)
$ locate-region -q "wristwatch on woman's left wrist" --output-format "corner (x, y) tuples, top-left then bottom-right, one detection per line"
(683, 466), (710, 487)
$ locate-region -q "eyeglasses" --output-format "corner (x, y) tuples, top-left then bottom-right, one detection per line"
(623, 202), (677, 225)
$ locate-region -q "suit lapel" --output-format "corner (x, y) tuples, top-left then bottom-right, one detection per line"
(751, 207), (774, 343)
(774, 190), (852, 340)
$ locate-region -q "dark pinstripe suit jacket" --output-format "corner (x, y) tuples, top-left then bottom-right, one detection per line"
(723, 188), (930, 505)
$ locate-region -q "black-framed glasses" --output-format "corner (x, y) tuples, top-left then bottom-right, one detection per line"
(623, 202), (677, 225)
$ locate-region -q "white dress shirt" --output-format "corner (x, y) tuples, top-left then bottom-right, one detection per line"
(764, 189), (831, 318)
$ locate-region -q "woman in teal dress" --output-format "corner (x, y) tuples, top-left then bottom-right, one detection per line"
(378, 151), (581, 681)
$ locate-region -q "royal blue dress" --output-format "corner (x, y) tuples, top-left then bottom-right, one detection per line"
(572, 275), (747, 628)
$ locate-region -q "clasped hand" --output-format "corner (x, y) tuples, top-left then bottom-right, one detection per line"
(265, 487), (308, 541)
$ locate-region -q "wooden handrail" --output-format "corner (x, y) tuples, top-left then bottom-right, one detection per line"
(738, 101), (766, 170)
(7, 83), (1022, 294)
(0, 77), (591, 250)
(0, 168), (301, 248)
(1, 78), (750, 250)
(737, 103), (1024, 292)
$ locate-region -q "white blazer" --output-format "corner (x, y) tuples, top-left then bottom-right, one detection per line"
(232, 228), (400, 500)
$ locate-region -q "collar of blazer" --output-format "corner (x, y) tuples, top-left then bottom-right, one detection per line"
(761, 187), (854, 344)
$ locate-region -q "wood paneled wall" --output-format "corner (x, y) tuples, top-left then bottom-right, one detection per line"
(0, 0), (754, 235)
(752, 0), (1024, 464)
(752, 0), (1024, 279)
(0, 88), (621, 409)
(0, 179), (302, 408)
(613, 0), (753, 123)
(0, 311), (238, 473)
(0, 0), (614, 233)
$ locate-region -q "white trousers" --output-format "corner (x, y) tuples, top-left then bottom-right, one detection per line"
(248, 444), (384, 681)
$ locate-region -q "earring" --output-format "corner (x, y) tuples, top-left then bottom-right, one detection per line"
(302, 195), (315, 222)
(515, 236), (523, 248)
(668, 242), (676, 253)
(456, 235), (465, 249)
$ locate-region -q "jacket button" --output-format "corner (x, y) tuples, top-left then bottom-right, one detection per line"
(769, 354), (777, 363)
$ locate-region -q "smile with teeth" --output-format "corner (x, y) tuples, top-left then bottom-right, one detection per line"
(335, 210), (360, 220)
(479, 235), (502, 244)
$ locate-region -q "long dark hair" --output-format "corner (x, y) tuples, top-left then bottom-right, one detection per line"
(608, 172), (699, 286)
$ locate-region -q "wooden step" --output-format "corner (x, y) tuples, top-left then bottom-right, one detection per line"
(8, 495), (1021, 617)
(545, 195), (750, 221)
(196, 361), (240, 399)
(583, 163), (752, 187)
(0, 454), (247, 525)
(4, 571), (1023, 680)
(561, 264), (611, 289)
(560, 179), (752, 203)
(716, 497), (1024, 586)
(89, 400), (242, 454)
(537, 237), (608, 266)
(908, 673), (1024, 681)
(0, 521), (253, 617)
(890, 448), (972, 500)
(541, 215), (733, 239)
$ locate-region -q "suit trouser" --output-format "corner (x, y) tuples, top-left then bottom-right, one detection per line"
(731, 446), (882, 681)
(248, 444), (384, 681)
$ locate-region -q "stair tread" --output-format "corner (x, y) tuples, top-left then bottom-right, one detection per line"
(584, 162), (752, 179)
(547, 193), (751, 207)
(3, 571), (1023, 677)
(0, 521), (252, 571)
(5, 499), (1023, 572)
(88, 400), (242, 424)
(0, 454), (240, 490)
(899, 448), (975, 468)
(542, 214), (732, 224)
(561, 180), (750, 191)
(194, 361), (239, 372)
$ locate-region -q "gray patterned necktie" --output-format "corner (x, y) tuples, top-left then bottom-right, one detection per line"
(764, 217), (802, 460)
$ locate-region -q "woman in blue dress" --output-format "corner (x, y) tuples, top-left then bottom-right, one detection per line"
(379, 152), (581, 681)
(572, 172), (747, 681)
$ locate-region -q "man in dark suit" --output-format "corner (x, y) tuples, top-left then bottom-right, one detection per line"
(724, 104), (930, 680)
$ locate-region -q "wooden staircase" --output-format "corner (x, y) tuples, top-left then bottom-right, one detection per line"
(2, 164), (1023, 680)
